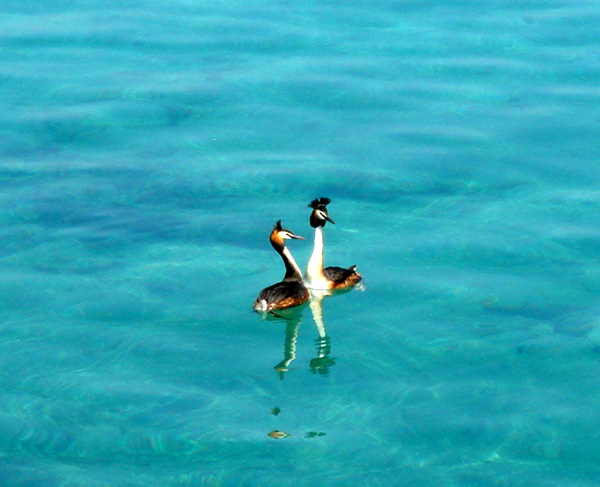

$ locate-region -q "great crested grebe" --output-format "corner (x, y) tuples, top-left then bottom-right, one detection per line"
(305, 197), (362, 290)
(254, 220), (310, 313)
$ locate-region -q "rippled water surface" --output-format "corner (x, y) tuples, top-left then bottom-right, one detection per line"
(2, 0), (600, 485)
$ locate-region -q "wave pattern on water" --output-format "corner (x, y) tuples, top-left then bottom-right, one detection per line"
(1, 0), (600, 486)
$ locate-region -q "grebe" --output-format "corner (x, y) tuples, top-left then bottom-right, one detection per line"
(254, 220), (310, 313)
(305, 197), (362, 290)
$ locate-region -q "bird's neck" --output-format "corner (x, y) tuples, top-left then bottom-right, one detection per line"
(306, 226), (325, 281)
(277, 244), (303, 280)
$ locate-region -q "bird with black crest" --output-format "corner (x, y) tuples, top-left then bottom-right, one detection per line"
(254, 220), (310, 313)
(305, 197), (362, 290)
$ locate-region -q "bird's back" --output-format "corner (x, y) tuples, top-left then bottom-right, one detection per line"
(254, 279), (310, 311)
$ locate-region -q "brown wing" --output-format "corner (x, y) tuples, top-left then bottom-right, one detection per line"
(323, 266), (362, 289)
(254, 280), (310, 311)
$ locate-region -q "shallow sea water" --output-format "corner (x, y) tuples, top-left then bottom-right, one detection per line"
(2, 0), (600, 485)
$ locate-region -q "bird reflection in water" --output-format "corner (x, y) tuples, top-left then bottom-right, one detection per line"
(258, 288), (355, 378)
(307, 289), (336, 375)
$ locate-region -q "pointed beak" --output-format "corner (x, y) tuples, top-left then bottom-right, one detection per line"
(289, 232), (305, 240)
(325, 215), (335, 224)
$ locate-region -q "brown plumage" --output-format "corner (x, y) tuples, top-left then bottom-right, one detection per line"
(254, 279), (310, 311)
(254, 221), (310, 313)
(324, 265), (362, 289)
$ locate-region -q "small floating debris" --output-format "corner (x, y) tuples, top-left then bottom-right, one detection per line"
(271, 407), (281, 416)
(304, 431), (326, 439)
(268, 430), (290, 439)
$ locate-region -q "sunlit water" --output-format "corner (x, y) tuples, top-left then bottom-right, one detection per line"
(2, 0), (600, 485)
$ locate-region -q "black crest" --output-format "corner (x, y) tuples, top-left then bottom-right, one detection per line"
(308, 197), (331, 209)
(275, 220), (283, 230)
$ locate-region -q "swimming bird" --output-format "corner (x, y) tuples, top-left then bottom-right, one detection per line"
(305, 197), (362, 290)
(254, 221), (310, 313)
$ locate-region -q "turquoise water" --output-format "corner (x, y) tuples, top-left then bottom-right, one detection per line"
(2, 0), (600, 485)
